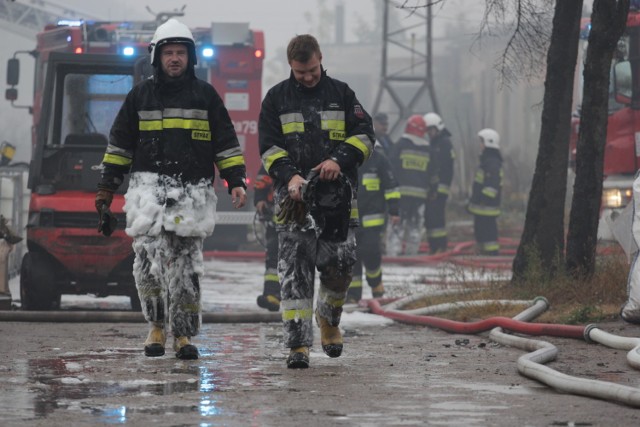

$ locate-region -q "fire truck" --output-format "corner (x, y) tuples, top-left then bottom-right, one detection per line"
(569, 9), (639, 240)
(4, 16), (264, 310)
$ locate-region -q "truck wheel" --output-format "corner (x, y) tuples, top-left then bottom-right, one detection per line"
(130, 292), (142, 311)
(20, 252), (59, 311)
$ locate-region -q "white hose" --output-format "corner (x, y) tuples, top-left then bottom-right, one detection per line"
(489, 298), (640, 407)
(585, 325), (640, 370)
(395, 299), (534, 316)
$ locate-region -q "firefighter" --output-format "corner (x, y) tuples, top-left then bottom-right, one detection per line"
(95, 19), (247, 360)
(423, 112), (455, 254)
(373, 113), (394, 156)
(346, 143), (400, 303)
(622, 171), (640, 324)
(467, 128), (503, 255)
(259, 34), (374, 368)
(254, 165), (280, 312)
(387, 115), (430, 256)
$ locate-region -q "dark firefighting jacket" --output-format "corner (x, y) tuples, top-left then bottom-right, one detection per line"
(258, 69), (375, 213)
(428, 129), (455, 198)
(358, 146), (400, 228)
(100, 73), (246, 192)
(468, 148), (503, 217)
(389, 133), (431, 200)
(99, 72), (246, 238)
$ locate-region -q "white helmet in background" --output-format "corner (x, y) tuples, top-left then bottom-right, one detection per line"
(423, 112), (445, 131)
(148, 18), (197, 66)
(478, 128), (500, 149)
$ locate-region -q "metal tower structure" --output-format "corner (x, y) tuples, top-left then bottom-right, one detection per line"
(372, 0), (440, 135)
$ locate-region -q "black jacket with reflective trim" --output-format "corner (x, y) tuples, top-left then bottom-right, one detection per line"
(429, 129), (455, 198)
(358, 146), (400, 223)
(101, 74), (246, 192)
(469, 148), (503, 211)
(258, 70), (374, 194)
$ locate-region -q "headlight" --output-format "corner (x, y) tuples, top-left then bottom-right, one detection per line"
(601, 187), (633, 208)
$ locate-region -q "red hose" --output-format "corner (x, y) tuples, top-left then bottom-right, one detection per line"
(365, 299), (586, 339)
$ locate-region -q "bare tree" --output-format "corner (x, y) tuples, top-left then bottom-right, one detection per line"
(511, 2), (583, 281)
(566, 0), (630, 278)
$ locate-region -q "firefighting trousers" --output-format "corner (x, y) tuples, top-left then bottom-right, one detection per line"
(348, 226), (384, 300)
(278, 227), (356, 348)
(425, 195), (448, 253)
(387, 198), (424, 256)
(132, 231), (203, 338)
(473, 214), (499, 255)
(262, 222), (280, 297)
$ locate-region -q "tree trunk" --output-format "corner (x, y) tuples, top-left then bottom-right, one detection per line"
(566, 0), (630, 278)
(511, 2), (583, 283)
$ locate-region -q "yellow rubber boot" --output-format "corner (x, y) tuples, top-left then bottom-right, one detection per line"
(316, 312), (343, 358)
(286, 346), (310, 369)
(174, 336), (199, 360)
(143, 323), (166, 357)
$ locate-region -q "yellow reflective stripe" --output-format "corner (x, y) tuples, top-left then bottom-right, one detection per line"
(365, 267), (381, 279)
(362, 176), (380, 191)
(350, 207), (359, 220)
(482, 242), (500, 251)
(399, 186), (427, 199)
(482, 187), (498, 198)
(265, 273), (279, 282)
(362, 214), (385, 228)
(468, 203), (500, 216)
(282, 122), (304, 134)
(262, 146), (289, 172)
(345, 134), (372, 160)
(321, 119), (345, 131)
(385, 189), (401, 200)
(217, 155), (245, 170)
(349, 279), (363, 289)
(428, 228), (447, 238)
(282, 308), (313, 321)
(139, 118), (210, 131)
(103, 153), (132, 166)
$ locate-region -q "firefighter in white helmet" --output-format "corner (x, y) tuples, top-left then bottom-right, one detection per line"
(467, 128), (503, 255)
(423, 112), (455, 254)
(387, 115), (430, 256)
(96, 18), (247, 360)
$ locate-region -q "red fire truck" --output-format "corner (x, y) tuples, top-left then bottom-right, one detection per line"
(569, 9), (639, 240)
(5, 17), (264, 310)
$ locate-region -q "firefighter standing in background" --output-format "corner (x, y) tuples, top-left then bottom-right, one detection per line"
(259, 34), (374, 369)
(467, 128), (503, 255)
(346, 143), (400, 303)
(387, 115), (430, 256)
(423, 112), (455, 254)
(373, 113), (394, 156)
(254, 165), (280, 312)
(95, 19), (247, 360)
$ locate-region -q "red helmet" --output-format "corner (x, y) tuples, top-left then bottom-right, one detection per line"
(404, 115), (427, 137)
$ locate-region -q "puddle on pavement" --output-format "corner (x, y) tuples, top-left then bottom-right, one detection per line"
(3, 325), (285, 424)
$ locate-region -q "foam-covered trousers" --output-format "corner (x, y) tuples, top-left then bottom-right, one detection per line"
(132, 231), (203, 338)
(278, 228), (356, 348)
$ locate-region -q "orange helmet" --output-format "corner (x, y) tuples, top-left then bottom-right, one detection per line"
(404, 115), (427, 137)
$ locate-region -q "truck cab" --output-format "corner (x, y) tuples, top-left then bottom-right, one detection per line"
(17, 52), (146, 310)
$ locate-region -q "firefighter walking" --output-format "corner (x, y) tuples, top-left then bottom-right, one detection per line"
(259, 34), (374, 368)
(423, 112), (455, 254)
(347, 143), (400, 303)
(387, 115), (430, 256)
(95, 19), (247, 360)
(467, 128), (503, 255)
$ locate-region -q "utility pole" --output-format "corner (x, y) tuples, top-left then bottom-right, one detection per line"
(372, 0), (440, 135)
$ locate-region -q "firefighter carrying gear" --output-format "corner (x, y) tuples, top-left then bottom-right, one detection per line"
(316, 310), (343, 358)
(174, 336), (199, 360)
(304, 170), (353, 242)
(287, 346), (310, 369)
(144, 322), (166, 357)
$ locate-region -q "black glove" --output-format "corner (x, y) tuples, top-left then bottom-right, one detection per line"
(276, 196), (307, 225)
(97, 204), (118, 237)
(95, 189), (114, 213)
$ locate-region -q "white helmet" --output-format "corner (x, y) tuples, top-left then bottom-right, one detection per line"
(478, 128), (500, 149)
(423, 112), (445, 131)
(148, 18), (196, 66)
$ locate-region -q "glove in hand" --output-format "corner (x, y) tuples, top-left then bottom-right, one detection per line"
(95, 189), (114, 214)
(276, 196), (307, 225)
